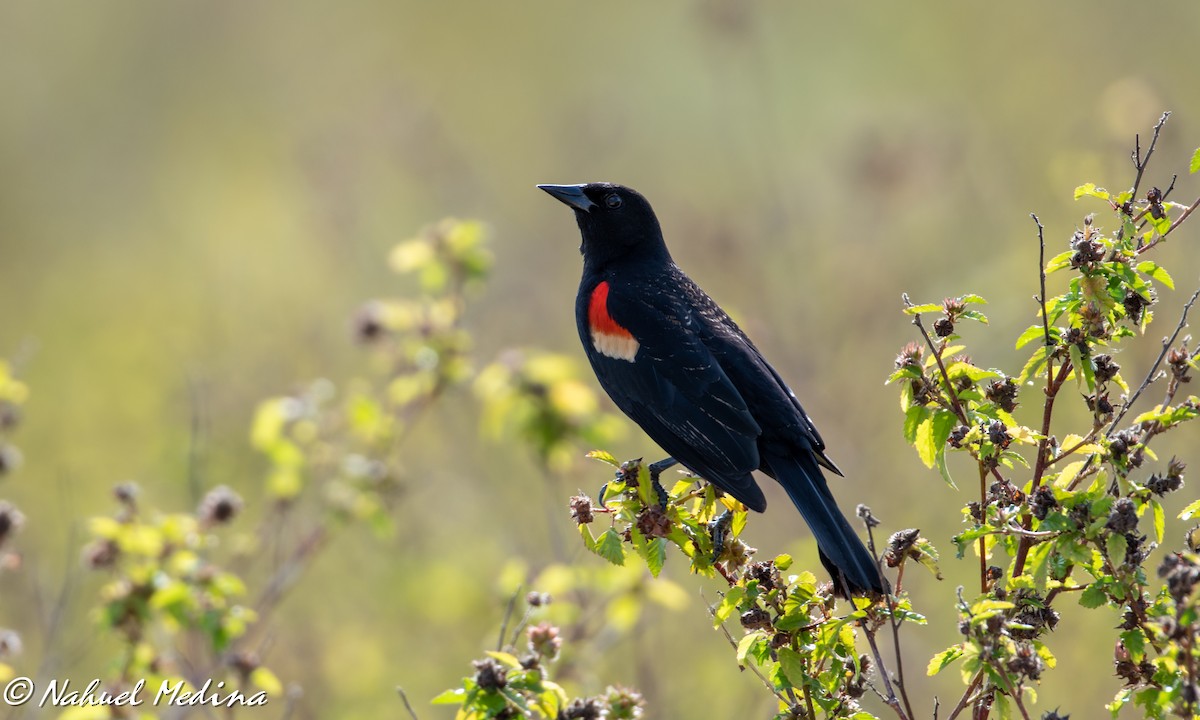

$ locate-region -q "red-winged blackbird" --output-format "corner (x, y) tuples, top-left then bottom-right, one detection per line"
(539, 182), (885, 597)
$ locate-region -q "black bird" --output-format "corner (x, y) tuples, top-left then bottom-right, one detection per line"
(539, 182), (885, 596)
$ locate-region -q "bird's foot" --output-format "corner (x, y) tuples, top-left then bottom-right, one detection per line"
(647, 457), (677, 510)
(708, 509), (733, 562)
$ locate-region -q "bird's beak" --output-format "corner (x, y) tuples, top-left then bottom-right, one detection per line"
(537, 184), (596, 213)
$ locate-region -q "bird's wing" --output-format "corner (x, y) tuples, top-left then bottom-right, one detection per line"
(681, 282), (842, 475)
(592, 288), (765, 507)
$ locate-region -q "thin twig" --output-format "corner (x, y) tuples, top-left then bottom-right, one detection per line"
(904, 294), (969, 424)
(945, 671), (984, 720)
(497, 586), (522, 651)
(701, 591), (787, 704)
(864, 517), (917, 720)
(1138, 194), (1200, 255)
(862, 622), (910, 720)
(1130, 112), (1170, 203)
(397, 687), (421, 720)
(1109, 287), (1200, 433)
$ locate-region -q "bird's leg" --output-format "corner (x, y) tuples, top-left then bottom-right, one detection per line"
(647, 457), (677, 509)
(708, 509), (733, 561)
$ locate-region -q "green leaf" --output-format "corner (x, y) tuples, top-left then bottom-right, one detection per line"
(1045, 250), (1074, 274)
(1121, 629), (1146, 661)
(927, 645), (965, 676)
(1150, 499), (1165, 544)
(1074, 182), (1109, 200)
(712, 586), (746, 627)
(431, 688), (466, 706)
(585, 449), (620, 467)
(1106, 533), (1128, 565)
(775, 647), (809, 690)
(736, 631), (763, 666)
(773, 553), (793, 572)
(595, 528), (626, 566)
(1068, 344), (1092, 391)
(1078, 583), (1107, 609)
(1015, 324), (1048, 350)
(960, 309), (989, 324)
(1136, 261), (1174, 290)
(1191, 147), (1200, 174)
(960, 294), (987, 305)
(904, 303), (943, 315)
(486, 651), (522, 668)
(1018, 346), (1051, 384)
(1180, 498), (1200, 521)
(904, 405), (929, 444)
(643, 537), (667, 577)
(936, 449), (957, 490)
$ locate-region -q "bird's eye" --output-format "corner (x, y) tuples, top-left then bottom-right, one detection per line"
(604, 193), (623, 209)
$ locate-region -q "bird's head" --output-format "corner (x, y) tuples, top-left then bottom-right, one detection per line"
(538, 182), (670, 269)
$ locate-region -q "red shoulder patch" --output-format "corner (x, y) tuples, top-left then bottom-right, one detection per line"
(588, 281), (633, 338)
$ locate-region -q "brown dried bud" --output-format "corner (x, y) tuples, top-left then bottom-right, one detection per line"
(0, 501), (25, 548)
(198, 485), (243, 526)
(1105, 498), (1138, 534)
(569, 495), (595, 525)
(985, 377), (1019, 413)
(82, 539), (120, 570)
(635, 505), (671, 538)
(1093, 354), (1120, 383)
(894, 342), (923, 370)
(1123, 290), (1152, 325)
(1029, 486), (1057, 521)
(739, 608), (772, 631)
(472, 658), (508, 691)
(933, 317), (955, 337)
(884, 528), (920, 568)
(527, 622), (562, 660)
(987, 420), (1012, 450)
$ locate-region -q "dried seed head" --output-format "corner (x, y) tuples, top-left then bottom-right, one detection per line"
(472, 658), (508, 691)
(884, 528), (921, 568)
(352, 301), (388, 343)
(0, 629), (21, 659)
(603, 686), (645, 720)
(569, 495), (595, 525)
(525, 591), (552, 608)
(985, 377), (1020, 413)
(527, 622), (562, 660)
(1093, 355), (1120, 383)
(1030, 486), (1058, 521)
(987, 420), (1012, 450)
(933, 317), (955, 338)
(1105, 498), (1139, 535)
(0, 502), (25, 548)
(635, 505), (671, 539)
(563, 698), (602, 720)
(82, 539), (119, 570)
(894, 342), (923, 370)
(739, 608), (772, 631)
(198, 486), (243, 526)
(745, 560), (782, 591)
(1123, 290), (1152, 325)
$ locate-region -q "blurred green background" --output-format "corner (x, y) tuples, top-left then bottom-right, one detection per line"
(3, 1), (1200, 717)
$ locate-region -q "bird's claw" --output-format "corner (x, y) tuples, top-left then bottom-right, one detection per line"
(708, 509), (733, 562)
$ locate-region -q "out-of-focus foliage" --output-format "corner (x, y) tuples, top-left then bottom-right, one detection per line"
(475, 352), (625, 471)
(0, 359), (26, 684)
(70, 483), (281, 720)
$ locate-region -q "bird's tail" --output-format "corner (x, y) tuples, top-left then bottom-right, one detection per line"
(763, 450), (886, 597)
